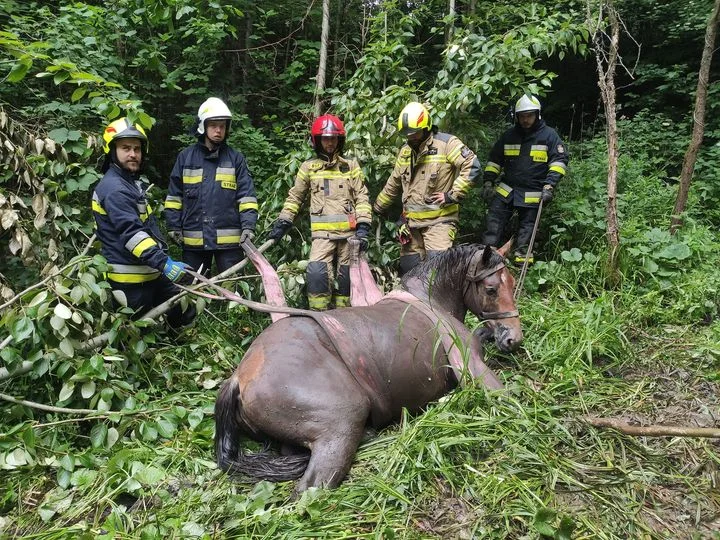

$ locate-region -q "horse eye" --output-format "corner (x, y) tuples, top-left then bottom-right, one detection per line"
(485, 285), (498, 297)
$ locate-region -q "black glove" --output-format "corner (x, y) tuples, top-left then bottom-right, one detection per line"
(354, 222), (371, 252)
(482, 181), (495, 202)
(541, 185), (554, 204)
(268, 219), (292, 241)
(167, 230), (182, 245)
(239, 229), (255, 244)
(441, 192), (457, 204)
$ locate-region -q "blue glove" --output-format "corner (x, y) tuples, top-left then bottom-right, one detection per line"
(163, 257), (189, 282)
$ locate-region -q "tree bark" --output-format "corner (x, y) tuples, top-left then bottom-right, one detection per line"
(591, 0), (621, 284)
(670, 0), (720, 234)
(314, 0), (331, 116)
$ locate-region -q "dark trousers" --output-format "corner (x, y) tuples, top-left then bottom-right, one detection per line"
(182, 248), (244, 277)
(481, 197), (539, 251)
(110, 277), (196, 328)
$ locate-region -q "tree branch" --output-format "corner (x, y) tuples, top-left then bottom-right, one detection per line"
(0, 392), (98, 415)
(582, 416), (720, 438)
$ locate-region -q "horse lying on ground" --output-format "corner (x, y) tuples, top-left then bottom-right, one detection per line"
(215, 242), (522, 495)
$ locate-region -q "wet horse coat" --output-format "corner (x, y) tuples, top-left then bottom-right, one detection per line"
(215, 243), (522, 494)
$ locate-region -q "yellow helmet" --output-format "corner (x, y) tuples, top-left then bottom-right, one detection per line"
(102, 118), (148, 155)
(397, 102), (432, 136)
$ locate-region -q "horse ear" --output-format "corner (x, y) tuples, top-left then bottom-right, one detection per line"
(497, 238), (514, 258)
(481, 244), (493, 265)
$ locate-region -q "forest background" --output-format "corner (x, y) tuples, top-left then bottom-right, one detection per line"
(1, 0), (720, 538)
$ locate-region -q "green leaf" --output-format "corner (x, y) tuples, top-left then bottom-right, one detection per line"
(54, 303), (72, 319)
(137, 111), (154, 129)
(560, 248), (582, 262)
(58, 382), (75, 402)
(7, 58), (31, 82)
(81, 381), (96, 399)
(70, 87), (86, 102)
(90, 423), (108, 449)
(101, 387), (114, 402)
(187, 408), (204, 429)
(656, 243), (691, 260)
(106, 427), (120, 449)
(28, 290), (48, 307)
(59, 338), (75, 358)
(59, 453), (74, 472)
(11, 317), (34, 342)
(134, 464), (166, 486)
(70, 468), (97, 489)
(53, 71), (69, 84)
(58, 469), (72, 489)
(155, 416), (177, 438)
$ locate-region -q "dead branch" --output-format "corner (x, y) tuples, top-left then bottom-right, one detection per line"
(0, 392), (98, 415)
(0, 360), (33, 381)
(582, 416), (720, 438)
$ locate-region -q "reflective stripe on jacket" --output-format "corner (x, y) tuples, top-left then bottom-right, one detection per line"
(374, 132), (481, 228)
(278, 155), (371, 240)
(92, 164), (167, 283)
(165, 142), (258, 250)
(483, 120), (569, 208)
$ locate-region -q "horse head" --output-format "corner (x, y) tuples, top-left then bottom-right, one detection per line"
(463, 240), (523, 353)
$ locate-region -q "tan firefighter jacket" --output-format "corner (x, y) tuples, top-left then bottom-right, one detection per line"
(278, 155), (372, 240)
(373, 132), (481, 228)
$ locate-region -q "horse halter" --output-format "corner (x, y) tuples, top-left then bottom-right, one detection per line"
(464, 255), (520, 320)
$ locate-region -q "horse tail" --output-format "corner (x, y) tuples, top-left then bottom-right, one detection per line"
(215, 377), (310, 482)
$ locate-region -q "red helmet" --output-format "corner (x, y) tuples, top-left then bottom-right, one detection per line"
(310, 114), (345, 160)
(311, 114), (345, 138)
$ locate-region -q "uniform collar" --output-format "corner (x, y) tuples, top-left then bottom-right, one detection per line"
(198, 140), (225, 159)
(110, 163), (140, 183)
(407, 132), (434, 154)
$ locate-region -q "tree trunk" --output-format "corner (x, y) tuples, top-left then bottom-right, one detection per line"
(670, 0), (720, 234)
(314, 0), (331, 117)
(591, 0), (621, 284)
(445, 0), (456, 44)
(468, 0), (477, 33)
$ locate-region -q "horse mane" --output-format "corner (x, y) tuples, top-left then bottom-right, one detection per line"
(401, 243), (504, 292)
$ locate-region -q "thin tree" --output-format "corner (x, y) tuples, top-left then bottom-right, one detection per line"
(589, 0), (621, 284)
(445, 0), (456, 44)
(314, 0), (331, 117)
(670, 0), (720, 234)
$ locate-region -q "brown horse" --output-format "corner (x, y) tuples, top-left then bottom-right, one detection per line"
(215, 242), (522, 495)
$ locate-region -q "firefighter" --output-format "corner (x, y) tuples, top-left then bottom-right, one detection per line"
(165, 97), (258, 276)
(267, 114), (372, 310)
(373, 101), (481, 275)
(481, 95), (569, 264)
(92, 118), (195, 328)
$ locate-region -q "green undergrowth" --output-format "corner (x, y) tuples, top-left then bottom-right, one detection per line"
(2, 265), (720, 538)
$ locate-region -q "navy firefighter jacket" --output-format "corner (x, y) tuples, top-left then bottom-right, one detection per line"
(92, 164), (169, 283)
(164, 142), (259, 250)
(483, 119), (568, 208)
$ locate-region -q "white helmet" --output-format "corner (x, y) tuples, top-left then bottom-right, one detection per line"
(197, 97), (232, 136)
(514, 94), (542, 117)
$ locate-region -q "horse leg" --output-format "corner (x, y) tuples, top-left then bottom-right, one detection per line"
(293, 401), (370, 495)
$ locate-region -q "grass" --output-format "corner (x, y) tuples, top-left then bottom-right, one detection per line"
(2, 251), (720, 539)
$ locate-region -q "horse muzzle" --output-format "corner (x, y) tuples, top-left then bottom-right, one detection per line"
(474, 322), (523, 353)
